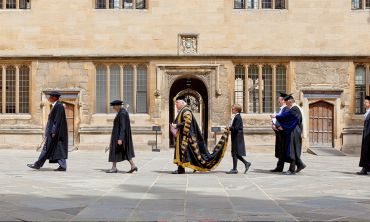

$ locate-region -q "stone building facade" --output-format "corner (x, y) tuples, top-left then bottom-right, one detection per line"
(0, 0), (369, 153)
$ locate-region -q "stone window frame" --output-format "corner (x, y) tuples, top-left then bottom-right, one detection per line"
(94, 63), (148, 114)
(0, 64), (31, 114)
(0, 0), (31, 9)
(351, 0), (370, 9)
(234, 0), (287, 10)
(94, 0), (147, 9)
(354, 64), (370, 114)
(233, 63), (288, 114)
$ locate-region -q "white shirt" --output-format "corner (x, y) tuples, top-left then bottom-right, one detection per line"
(52, 101), (57, 107)
(229, 113), (239, 127)
(364, 109), (370, 120)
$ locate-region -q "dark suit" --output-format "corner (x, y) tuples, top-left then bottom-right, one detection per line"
(229, 113), (248, 170)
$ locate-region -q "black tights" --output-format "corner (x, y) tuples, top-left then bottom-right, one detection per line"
(232, 154), (248, 170)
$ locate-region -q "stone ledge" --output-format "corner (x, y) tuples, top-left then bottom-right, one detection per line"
(342, 127), (363, 135)
(0, 126), (43, 134)
(79, 126), (162, 135)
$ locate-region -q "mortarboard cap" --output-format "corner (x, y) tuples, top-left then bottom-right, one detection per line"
(110, 100), (124, 106)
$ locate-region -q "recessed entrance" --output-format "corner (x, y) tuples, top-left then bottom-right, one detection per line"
(309, 101), (334, 148)
(169, 77), (208, 148)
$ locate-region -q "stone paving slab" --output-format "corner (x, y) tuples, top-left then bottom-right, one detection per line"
(0, 149), (369, 221)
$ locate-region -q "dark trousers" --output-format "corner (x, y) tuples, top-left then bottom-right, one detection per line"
(34, 146), (67, 169)
(232, 153), (248, 170)
(177, 165), (185, 173)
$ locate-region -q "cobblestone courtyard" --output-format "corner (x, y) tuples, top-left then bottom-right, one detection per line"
(0, 149), (369, 221)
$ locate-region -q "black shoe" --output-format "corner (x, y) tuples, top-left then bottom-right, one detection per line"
(296, 164), (306, 173)
(127, 167), (138, 173)
(27, 164), (40, 170)
(193, 170), (197, 173)
(270, 168), (283, 172)
(172, 169), (185, 174)
(54, 166), (66, 172)
(283, 170), (295, 175)
(226, 169), (238, 174)
(244, 162), (251, 174)
(357, 168), (368, 175)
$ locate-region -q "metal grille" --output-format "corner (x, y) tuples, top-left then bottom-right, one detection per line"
(96, 0), (106, 9)
(0, 0), (3, 9)
(136, 0), (146, 9)
(136, 65), (147, 113)
(248, 65), (259, 113)
(275, 0), (285, 9)
(109, 0), (120, 8)
(355, 65), (366, 114)
(262, 65), (273, 113)
(276, 65), (287, 112)
(19, 65), (30, 113)
(123, 65), (133, 113)
(234, 65), (245, 112)
(247, 0), (258, 9)
(110, 65), (120, 113)
(366, 0), (370, 8)
(261, 0), (272, 9)
(123, 0), (133, 9)
(6, 66), (16, 113)
(96, 65), (107, 113)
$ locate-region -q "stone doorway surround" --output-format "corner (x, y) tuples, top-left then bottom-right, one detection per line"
(301, 89), (343, 151)
(153, 64), (225, 147)
(41, 89), (81, 150)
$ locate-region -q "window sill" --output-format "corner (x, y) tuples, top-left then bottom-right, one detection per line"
(0, 114), (32, 120)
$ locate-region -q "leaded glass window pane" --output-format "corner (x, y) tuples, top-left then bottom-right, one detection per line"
(355, 65), (366, 114)
(235, 65), (245, 112)
(248, 65), (259, 113)
(19, 65), (30, 113)
(96, 65), (107, 113)
(123, 65), (134, 113)
(276, 65), (287, 112)
(262, 0), (272, 9)
(110, 65), (121, 113)
(6, 66), (16, 113)
(262, 65), (273, 113)
(136, 65), (147, 113)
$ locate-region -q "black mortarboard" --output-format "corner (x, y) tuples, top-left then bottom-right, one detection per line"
(365, 96), (370, 101)
(110, 100), (123, 106)
(284, 94), (294, 101)
(176, 96), (186, 102)
(48, 91), (61, 98)
(279, 92), (288, 98)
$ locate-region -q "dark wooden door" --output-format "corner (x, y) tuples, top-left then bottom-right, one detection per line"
(309, 101), (334, 147)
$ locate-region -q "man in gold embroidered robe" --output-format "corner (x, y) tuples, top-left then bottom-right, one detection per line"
(170, 96), (229, 174)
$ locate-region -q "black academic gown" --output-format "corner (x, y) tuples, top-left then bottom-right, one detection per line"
(359, 112), (370, 168)
(173, 106), (229, 172)
(230, 113), (246, 156)
(274, 106), (289, 159)
(276, 106), (303, 163)
(109, 108), (135, 162)
(45, 101), (68, 162)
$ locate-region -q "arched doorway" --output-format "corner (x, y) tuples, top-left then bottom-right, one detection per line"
(169, 77), (208, 148)
(309, 101), (334, 148)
